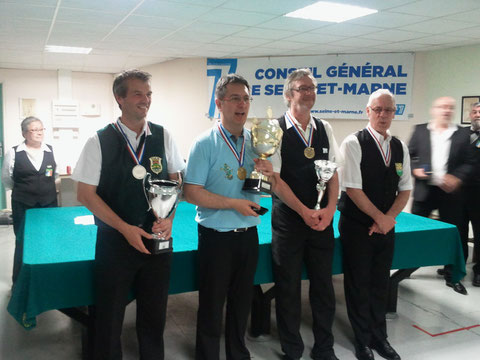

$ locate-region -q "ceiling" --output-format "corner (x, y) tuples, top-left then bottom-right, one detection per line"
(2, 0), (480, 74)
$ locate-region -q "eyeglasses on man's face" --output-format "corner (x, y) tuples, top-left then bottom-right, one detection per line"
(292, 86), (317, 94)
(28, 128), (46, 133)
(369, 107), (396, 115)
(222, 96), (253, 104)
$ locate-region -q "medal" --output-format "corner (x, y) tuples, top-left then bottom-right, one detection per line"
(285, 112), (315, 160)
(132, 164), (147, 179)
(217, 122), (246, 181)
(113, 120), (149, 180)
(237, 167), (247, 180)
(304, 147), (315, 159)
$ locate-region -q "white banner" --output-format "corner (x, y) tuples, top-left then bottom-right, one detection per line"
(207, 53), (414, 120)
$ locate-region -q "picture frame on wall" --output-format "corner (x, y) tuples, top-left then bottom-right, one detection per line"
(461, 96), (480, 124)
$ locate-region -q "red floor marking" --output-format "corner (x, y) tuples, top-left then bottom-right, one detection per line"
(413, 324), (480, 337)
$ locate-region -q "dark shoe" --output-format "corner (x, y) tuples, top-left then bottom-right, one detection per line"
(436, 268), (445, 276)
(473, 274), (480, 287)
(310, 351), (339, 360)
(355, 345), (374, 360)
(283, 355), (303, 360)
(446, 281), (468, 295)
(371, 340), (400, 360)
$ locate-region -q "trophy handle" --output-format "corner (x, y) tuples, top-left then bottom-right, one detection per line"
(143, 172), (153, 212)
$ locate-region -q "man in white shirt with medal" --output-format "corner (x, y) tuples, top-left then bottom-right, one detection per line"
(73, 69), (185, 359)
(270, 69), (342, 360)
(339, 89), (411, 360)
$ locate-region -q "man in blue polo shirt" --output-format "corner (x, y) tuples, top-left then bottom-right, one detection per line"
(184, 74), (272, 360)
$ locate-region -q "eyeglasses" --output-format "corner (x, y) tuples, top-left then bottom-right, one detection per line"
(223, 96), (253, 104)
(292, 86), (317, 94)
(28, 128), (46, 133)
(369, 107), (396, 115)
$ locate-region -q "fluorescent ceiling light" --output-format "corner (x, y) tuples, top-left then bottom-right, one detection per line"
(44, 45), (92, 54)
(285, 1), (378, 23)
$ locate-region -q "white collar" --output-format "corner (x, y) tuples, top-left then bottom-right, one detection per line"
(285, 111), (317, 130)
(367, 124), (391, 142)
(117, 117), (151, 137)
(16, 141), (51, 152)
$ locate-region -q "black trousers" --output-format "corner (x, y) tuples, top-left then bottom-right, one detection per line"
(94, 228), (171, 360)
(272, 221), (335, 359)
(412, 185), (467, 276)
(339, 215), (394, 347)
(195, 225), (259, 360)
(11, 199), (57, 284)
(461, 186), (480, 275)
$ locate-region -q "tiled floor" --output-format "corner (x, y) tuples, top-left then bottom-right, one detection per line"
(1, 223), (480, 360)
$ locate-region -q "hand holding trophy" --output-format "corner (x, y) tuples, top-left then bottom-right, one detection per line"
(142, 172), (183, 254)
(243, 107), (283, 194)
(313, 160), (338, 210)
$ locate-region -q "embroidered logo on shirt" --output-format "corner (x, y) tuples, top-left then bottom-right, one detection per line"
(149, 157), (163, 174)
(323, 148), (328, 154)
(220, 163), (233, 180)
(395, 162), (403, 176)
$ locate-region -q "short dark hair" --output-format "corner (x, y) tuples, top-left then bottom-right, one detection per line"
(215, 74), (250, 100)
(21, 116), (42, 134)
(113, 69), (151, 99)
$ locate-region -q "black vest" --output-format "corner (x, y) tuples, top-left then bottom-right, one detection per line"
(12, 144), (57, 206)
(96, 122), (168, 232)
(272, 116), (330, 224)
(338, 129), (403, 226)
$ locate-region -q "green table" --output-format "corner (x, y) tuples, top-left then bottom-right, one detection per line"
(7, 198), (465, 344)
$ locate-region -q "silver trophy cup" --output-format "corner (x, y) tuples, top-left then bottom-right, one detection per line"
(314, 160), (338, 210)
(143, 172), (183, 254)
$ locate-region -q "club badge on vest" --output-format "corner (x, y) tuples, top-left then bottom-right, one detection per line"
(395, 162), (403, 176)
(149, 156), (163, 174)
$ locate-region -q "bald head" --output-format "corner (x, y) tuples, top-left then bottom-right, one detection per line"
(430, 96), (455, 126)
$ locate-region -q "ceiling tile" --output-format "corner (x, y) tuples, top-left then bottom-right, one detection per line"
(182, 21), (247, 36)
(0, 2), (56, 20)
(349, 11), (430, 28)
(219, 0), (316, 15)
(400, 18), (477, 34)
(235, 27), (298, 40)
(199, 8), (278, 26)
(134, 0), (212, 19)
(284, 32), (348, 44)
(360, 29), (428, 42)
(311, 23), (381, 37)
(56, 7), (126, 25)
(391, 0), (480, 17)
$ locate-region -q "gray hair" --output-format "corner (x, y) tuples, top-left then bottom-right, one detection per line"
(367, 89), (396, 108)
(113, 69), (151, 108)
(471, 102), (480, 110)
(215, 74), (250, 100)
(283, 68), (317, 107)
(21, 116), (42, 134)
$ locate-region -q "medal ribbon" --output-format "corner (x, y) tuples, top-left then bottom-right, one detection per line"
(113, 120), (147, 165)
(285, 111), (313, 148)
(217, 123), (245, 167)
(367, 126), (391, 165)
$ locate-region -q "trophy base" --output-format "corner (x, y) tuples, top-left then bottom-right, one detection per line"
(242, 178), (272, 194)
(142, 236), (173, 255)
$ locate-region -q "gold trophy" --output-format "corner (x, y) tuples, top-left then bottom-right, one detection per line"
(243, 107), (283, 194)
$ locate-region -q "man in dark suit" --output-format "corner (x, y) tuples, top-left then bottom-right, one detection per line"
(460, 102), (480, 286)
(408, 96), (475, 295)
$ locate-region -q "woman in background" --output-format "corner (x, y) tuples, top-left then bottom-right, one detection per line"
(1, 116), (58, 286)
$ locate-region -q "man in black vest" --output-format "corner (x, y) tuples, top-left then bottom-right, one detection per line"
(338, 89), (412, 360)
(408, 96), (475, 295)
(460, 102), (480, 286)
(73, 69), (185, 359)
(270, 69), (342, 360)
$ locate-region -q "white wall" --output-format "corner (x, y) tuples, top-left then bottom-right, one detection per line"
(0, 70), (115, 173)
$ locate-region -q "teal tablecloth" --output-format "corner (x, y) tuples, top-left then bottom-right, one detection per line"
(8, 197), (465, 329)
